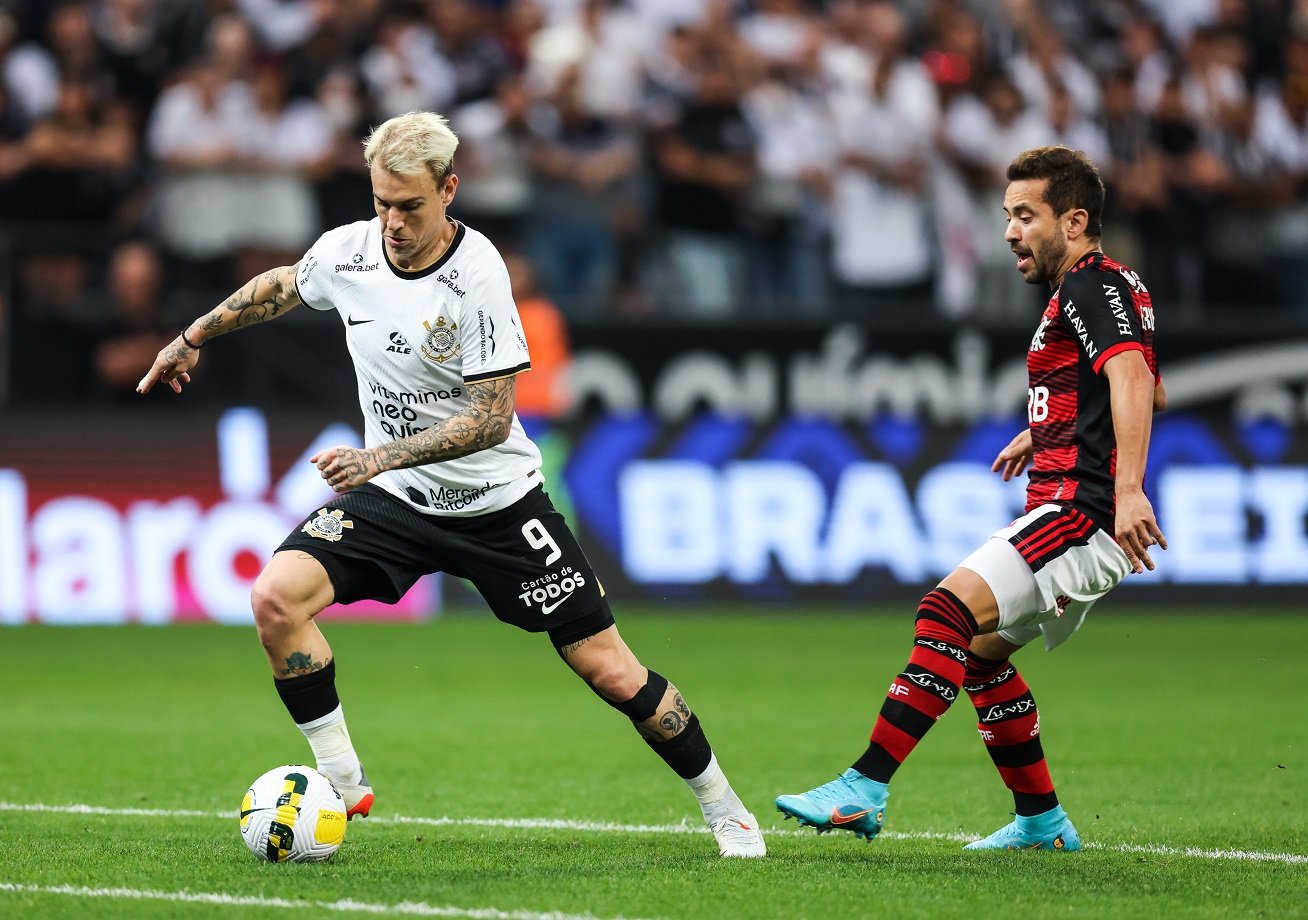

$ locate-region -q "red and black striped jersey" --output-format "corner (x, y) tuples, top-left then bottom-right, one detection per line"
(1024, 251), (1158, 531)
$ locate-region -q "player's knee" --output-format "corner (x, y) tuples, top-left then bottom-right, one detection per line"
(586, 656), (648, 704)
(250, 574), (311, 642)
(914, 586), (979, 637)
(597, 668), (669, 721)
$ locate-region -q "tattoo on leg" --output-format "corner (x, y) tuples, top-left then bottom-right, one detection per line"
(559, 636), (591, 657)
(283, 651), (326, 676)
(674, 693), (690, 719)
(659, 708), (687, 735)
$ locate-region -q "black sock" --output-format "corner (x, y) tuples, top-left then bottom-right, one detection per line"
(644, 713), (713, 779)
(274, 659), (339, 724)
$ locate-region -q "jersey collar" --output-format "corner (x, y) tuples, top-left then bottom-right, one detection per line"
(382, 219), (465, 280)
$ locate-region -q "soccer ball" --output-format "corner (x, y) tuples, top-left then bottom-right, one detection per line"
(239, 764), (347, 862)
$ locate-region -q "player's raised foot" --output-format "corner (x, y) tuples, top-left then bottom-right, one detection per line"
(775, 768), (888, 841)
(709, 811), (767, 858)
(963, 805), (1081, 851)
(330, 765), (374, 820)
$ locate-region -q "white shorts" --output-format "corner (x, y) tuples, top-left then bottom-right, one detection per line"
(957, 503), (1132, 650)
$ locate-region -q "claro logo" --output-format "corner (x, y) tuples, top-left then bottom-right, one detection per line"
(0, 409), (422, 624)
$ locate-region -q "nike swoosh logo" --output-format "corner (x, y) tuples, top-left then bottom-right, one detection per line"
(540, 588), (576, 615)
(240, 807), (270, 819)
(347, 316), (375, 326)
(830, 807), (871, 826)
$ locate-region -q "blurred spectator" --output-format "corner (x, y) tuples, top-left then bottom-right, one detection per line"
(650, 54), (756, 317)
(1099, 65), (1169, 275)
(1147, 75), (1217, 313)
(939, 72), (1051, 322)
(1, 8), (60, 122)
(42, 2), (111, 93)
(525, 64), (640, 318)
(826, 1), (939, 318)
(740, 35), (835, 317)
(525, 0), (647, 121)
(1, 0), (1308, 407)
(1007, 12), (1101, 120)
(145, 52), (253, 278)
(236, 0), (327, 53)
(451, 73), (535, 248)
(233, 55), (332, 279)
(428, 0), (513, 107)
(1117, 10), (1172, 113)
(12, 77), (137, 233)
(1256, 30), (1308, 310)
(505, 248), (572, 418)
(1046, 77), (1108, 165)
(91, 239), (174, 404)
(284, 1), (382, 100)
(92, 0), (174, 116)
(311, 65), (376, 230)
(1203, 80), (1290, 309)
(360, 8), (454, 118)
(738, 0), (821, 69)
(8, 250), (97, 405)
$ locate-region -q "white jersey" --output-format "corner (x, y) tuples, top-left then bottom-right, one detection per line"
(294, 218), (541, 516)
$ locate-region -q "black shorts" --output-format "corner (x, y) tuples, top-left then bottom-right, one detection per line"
(277, 483), (614, 646)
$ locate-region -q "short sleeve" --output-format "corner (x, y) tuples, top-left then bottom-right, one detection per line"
(460, 253), (531, 383)
(294, 234), (335, 311)
(1059, 269), (1145, 375)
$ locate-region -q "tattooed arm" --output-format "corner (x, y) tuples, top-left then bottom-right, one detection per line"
(136, 264), (304, 395)
(311, 375), (517, 491)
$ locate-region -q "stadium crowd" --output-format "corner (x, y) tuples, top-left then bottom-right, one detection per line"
(3, 0), (1308, 405)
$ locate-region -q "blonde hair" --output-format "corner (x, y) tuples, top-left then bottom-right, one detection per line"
(363, 111), (459, 182)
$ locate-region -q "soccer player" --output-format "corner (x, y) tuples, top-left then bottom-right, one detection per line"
(137, 111), (765, 858)
(776, 145), (1166, 851)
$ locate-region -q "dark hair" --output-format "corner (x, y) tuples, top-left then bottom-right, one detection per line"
(1006, 145), (1104, 239)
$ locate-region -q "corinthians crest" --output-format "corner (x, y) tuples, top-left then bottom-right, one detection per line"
(302, 508), (354, 542)
(420, 315), (460, 363)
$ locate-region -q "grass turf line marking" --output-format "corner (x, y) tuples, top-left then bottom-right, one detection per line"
(0, 883), (655, 920)
(3, 801), (1305, 866)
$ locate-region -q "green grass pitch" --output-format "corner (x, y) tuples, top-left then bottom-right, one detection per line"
(1, 606), (1304, 919)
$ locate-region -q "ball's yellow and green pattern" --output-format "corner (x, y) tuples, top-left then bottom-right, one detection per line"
(239, 765), (347, 862)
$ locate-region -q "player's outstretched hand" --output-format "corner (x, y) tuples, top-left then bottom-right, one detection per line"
(312, 446), (384, 493)
(991, 429), (1033, 481)
(1115, 489), (1167, 574)
(136, 337), (199, 395)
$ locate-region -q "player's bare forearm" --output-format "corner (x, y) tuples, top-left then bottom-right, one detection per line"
(1104, 350), (1167, 571)
(1104, 354), (1155, 495)
(312, 376), (516, 491)
(137, 265), (303, 395)
(193, 264), (303, 343)
(378, 376), (514, 467)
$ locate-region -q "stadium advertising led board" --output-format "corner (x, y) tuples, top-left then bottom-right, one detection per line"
(1, 327), (1305, 621)
(0, 408), (435, 625)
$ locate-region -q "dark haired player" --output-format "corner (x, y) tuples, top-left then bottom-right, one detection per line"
(138, 111), (765, 858)
(776, 145), (1166, 851)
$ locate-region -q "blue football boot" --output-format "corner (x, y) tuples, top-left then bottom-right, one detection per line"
(963, 805), (1081, 851)
(775, 769), (889, 841)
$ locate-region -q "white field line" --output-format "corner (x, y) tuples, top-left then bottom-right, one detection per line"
(1, 801), (1305, 866)
(0, 883), (652, 920)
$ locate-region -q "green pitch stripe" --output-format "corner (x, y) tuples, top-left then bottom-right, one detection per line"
(0, 883), (647, 919)
(2, 801), (1305, 866)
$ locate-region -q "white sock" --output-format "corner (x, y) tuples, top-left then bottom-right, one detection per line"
(685, 754), (743, 822)
(296, 704), (362, 786)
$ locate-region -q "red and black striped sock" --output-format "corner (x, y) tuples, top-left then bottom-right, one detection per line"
(852, 588), (976, 783)
(964, 652), (1058, 816)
